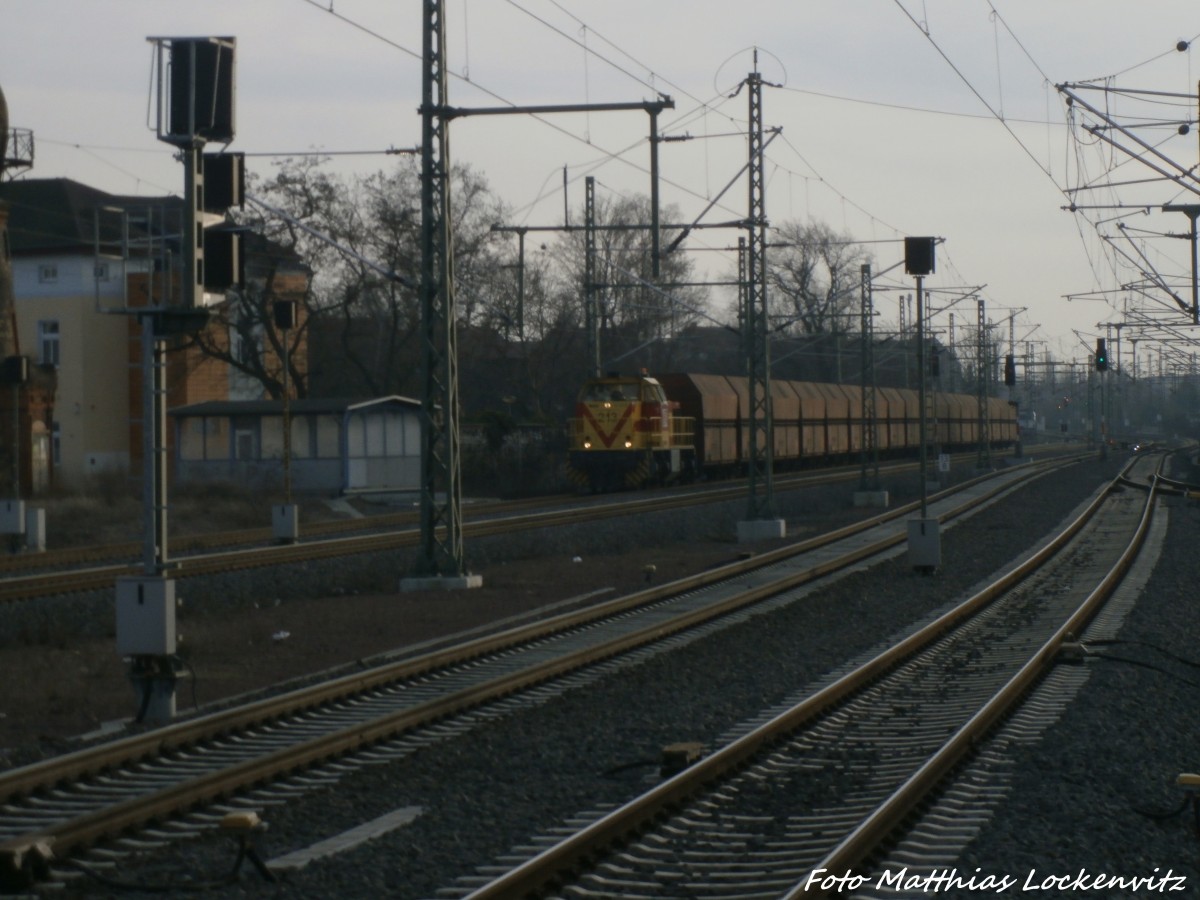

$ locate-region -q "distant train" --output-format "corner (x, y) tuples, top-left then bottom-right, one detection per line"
(567, 371), (1019, 492)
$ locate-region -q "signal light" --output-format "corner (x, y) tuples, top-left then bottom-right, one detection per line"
(904, 236), (936, 276)
(1096, 338), (1108, 371)
(1004, 354), (1016, 386)
(197, 152), (245, 297)
(1, 355), (29, 385)
(164, 37), (236, 144)
(203, 152), (244, 213)
(273, 299), (297, 331)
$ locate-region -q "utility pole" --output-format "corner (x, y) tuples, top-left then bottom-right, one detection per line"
(407, 0), (477, 589)
(410, 5), (672, 584)
(737, 58), (784, 542)
(976, 297), (992, 470)
(856, 263), (885, 504)
(905, 236), (939, 573)
(585, 177), (600, 377)
(124, 36), (239, 723)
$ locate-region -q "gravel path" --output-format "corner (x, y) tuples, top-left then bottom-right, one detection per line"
(40, 450), (1194, 899)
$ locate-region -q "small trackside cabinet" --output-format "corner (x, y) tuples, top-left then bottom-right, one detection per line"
(0, 499), (25, 534)
(907, 518), (941, 571)
(273, 504), (299, 543)
(116, 576), (177, 656)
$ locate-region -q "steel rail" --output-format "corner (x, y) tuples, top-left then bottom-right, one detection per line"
(0, 458), (1075, 879)
(457, 455), (1146, 899)
(790, 453), (1165, 897)
(0, 459), (1068, 802)
(0, 446), (1075, 582)
(0, 452), (1067, 602)
(0, 492), (574, 575)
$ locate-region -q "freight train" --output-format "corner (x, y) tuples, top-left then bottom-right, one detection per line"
(567, 371), (1019, 492)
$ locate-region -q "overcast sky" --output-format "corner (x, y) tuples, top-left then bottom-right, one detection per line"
(3, 1), (1199, 370)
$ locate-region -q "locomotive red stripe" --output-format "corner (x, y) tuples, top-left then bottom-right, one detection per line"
(580, 403), (637, 448)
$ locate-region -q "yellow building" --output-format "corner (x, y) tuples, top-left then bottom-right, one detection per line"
(0, 178), (308, 491)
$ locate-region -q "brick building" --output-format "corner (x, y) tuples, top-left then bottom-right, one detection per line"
(0, 177), (309, 490)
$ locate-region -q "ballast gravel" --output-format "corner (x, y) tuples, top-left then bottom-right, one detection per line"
(51, 451), (1200, 899)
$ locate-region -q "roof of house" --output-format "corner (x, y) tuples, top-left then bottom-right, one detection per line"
(170, 395), (422, 417)
(1, 178), (310, 285)
(0, 177), (182, 255)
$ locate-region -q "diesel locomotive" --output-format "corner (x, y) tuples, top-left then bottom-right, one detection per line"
(567, 370), (1018, 492)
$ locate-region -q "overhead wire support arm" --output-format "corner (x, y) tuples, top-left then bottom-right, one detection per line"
(432, 97), (676, 277)
(664, 128), (782, 257)
(1057, 82), (1200, 197)
(1162, 203), (1200, 324)
(432, 99), (674, 120)
(1105, 224), (1191, 315)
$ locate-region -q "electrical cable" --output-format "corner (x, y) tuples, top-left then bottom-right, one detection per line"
(601, 758), (660, 777)
(173, 654), (200, 712)
(891, 0), (1062, 189)
(1132, 795), (1191, 822)
(1079, 651), (1200, 689)
(292, 0), (753, 227)
(1073, 32), (1200, 85)
(63, 838), (274, 893)
(776, 83), (1052, 126)
(1084, 638), (1200, 670)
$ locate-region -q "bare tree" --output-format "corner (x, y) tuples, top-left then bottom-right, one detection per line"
(242, 156), (507, 399)
(552, 191), (711, 370)
(182, 232), (311, 399)
(768, 221), (869, 337)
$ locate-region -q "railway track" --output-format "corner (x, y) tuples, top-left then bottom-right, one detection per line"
(0, 452), (1013, 603)
(448, 452), (1165, 898)
(0, 455), (1080, 892)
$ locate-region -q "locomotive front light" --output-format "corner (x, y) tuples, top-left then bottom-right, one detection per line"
(583, 440), (592, 449)
(603, 401), (612, 409)
(624, 440), (633, 449)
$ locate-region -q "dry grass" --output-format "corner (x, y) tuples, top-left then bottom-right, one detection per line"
(36, 474), (350, 550)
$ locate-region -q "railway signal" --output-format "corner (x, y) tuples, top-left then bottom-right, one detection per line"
(1095, 338), (1108, 371)
(200, 151), (245, 297)
(117, 35), (241, 725)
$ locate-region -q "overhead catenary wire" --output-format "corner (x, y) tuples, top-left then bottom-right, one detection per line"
(287, 0), (1054, 348)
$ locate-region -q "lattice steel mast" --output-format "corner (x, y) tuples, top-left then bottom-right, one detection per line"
(416, 0), (466, 578)
(859, 263), (879, 490)
(743, 65), (773, 520)
(976, 297), (992, 468)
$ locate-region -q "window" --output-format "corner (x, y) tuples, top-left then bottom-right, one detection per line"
(93, 262), (110, 282)
(229, 328), (259, 367)
(37, 264), (58, 283)
(37, 320), (60, 367)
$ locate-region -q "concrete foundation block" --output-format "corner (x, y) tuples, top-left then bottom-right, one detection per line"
(400, 573), (484, 592)
(24, 507), (45, 553)
(0, 499), (25, 535)
(853, 490), (890, 508)
(737, 518), (787, 543)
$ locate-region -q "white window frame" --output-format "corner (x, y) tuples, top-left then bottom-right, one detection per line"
(37, 320), (60, 367)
